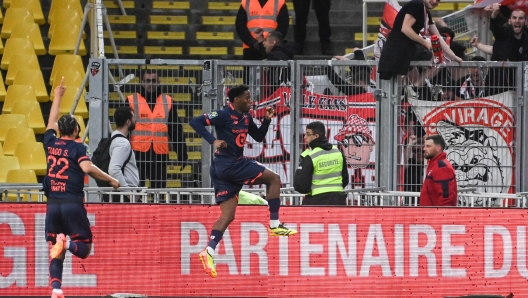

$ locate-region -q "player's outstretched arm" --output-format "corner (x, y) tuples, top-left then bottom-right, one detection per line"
(80, 161), (120, 189)
(47, 77), (66, 132)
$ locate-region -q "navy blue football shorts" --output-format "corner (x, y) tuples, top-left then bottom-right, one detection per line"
(45, 203), (93, 244)
(210, 157), (265, 204)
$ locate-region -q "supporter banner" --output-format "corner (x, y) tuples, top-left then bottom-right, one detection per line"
(246, 87), (377, 188)
(410, 92), (515, 200)
(374, 0), (401, 60)
(2, 204), (528, 297)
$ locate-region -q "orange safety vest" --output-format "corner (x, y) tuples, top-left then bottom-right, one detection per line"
(127, 93), (172, 154)
(241, 0), (285, 49)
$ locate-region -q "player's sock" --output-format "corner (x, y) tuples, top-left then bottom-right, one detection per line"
(268, 198), (281, 228)
(207, 230), (223, 252)
(49, 258), (63, 289)
(68, 241), (89, 258)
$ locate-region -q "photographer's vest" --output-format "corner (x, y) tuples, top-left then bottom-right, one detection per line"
(127, 93), (171, 154)
(241, 0), (285, 49)
(301, 146), (344, 196)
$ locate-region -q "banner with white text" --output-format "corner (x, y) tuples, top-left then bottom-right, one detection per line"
(1, 204), (527, 297)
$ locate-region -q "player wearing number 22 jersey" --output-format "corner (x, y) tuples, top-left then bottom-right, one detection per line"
(43, 77), (119, 298)
(43, 131), (91, 204)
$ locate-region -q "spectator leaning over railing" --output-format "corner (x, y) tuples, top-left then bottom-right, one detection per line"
(255, 30), (293, 97)
(456, 56), (488, 100)
(378, 0), (462, 80)
(420, 134), (457, 206)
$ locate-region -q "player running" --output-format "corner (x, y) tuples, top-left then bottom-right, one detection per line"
(43, 78), (120, 298)
(190, 84), (297, 278)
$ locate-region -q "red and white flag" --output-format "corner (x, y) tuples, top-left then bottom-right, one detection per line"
(374, 0), (401, 60)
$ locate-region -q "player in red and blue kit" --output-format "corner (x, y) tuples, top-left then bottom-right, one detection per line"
(190, 84), (297, 278)
(43, 78), (120, 298)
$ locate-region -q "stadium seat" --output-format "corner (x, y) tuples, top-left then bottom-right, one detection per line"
(48, 8), (84, 39)
(0, 114), (28, 145)
(202, 16), (236, 25)
(11, 101), (46, 134)
(103, 30), (136, 39)
(51, 69), (86, 101)
(150, 15), (187, 25)
(0, 156), (21, 183)
(0, 8), (35, 39)
(188, 152), (201, 160)
(0, 146), (3, 156)
(13, 70), (50, 102)
(5, 169), (39, 201)
(0, 7), (3, 24)
(147, 31), (185, 40)
(3, 127), (36, 156)
(2, 85), (38, 114)
(15, 142), (47, 176)
(108, 15), (136, 24)
(59, 87), (89, 118)
(103, 0), (135, 9)
(196, 32), (234, 40)
(5, 54), (41, 85)
(48, 0), (83, 24)
(189, 47), (227, 55)
(10, 23), (46, 55)
(153, 1), (190, 9)
(104, 45), (138, 55)
(49, 23), (87, 55)
(50, 55), (85, 85)
(172, 93), (192, 102)
(10, 0), (46, 25)
(207, 2), (239, 10)
(144, 46), (183, 55)
(0, 72), (6, 101)
(0, 38), (3, 55)
(1, 38), (36, 70)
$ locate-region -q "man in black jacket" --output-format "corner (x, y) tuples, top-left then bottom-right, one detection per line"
(294, 121), (349, 205)
(256, 31), (294, 96)
(486, 3), (528, 95)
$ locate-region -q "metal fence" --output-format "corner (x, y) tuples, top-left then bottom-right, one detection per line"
(3, 58), (524, 206)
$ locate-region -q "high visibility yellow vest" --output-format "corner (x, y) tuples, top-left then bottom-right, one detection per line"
(241, 0), (285, 48)
(301, 146), (344, 195)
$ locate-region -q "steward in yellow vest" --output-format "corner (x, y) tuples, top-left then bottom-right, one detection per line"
(294, 121), (349, 205)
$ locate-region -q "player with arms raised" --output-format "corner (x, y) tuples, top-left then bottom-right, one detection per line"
(190, 84), (297, 278)
(43, 78), (120, 298)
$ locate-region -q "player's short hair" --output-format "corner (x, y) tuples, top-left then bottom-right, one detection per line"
(425, 134), (446, 151)
(58, 114), (79, 136)
(266, 31), (284, 44)
(228, 85), (250, 102)
(307, 121), (326, 138)
(114, 106), (134, 128)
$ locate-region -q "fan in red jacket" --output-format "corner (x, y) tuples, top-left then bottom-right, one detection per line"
(420, 134), (458, 206)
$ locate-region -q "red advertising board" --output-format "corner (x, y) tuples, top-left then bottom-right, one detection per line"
(1, 204), (527, 297)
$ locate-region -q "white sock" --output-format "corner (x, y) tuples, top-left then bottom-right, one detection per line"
(66, 240), (71, 250)
(52, 289), (63, 294)
(270, 220), (280, 228)
(206, 246), (215, 257)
